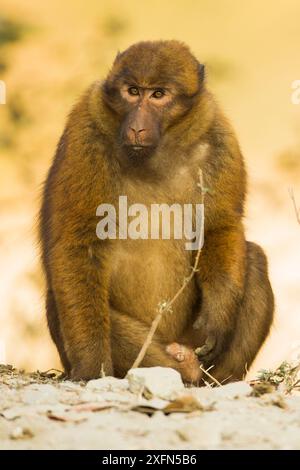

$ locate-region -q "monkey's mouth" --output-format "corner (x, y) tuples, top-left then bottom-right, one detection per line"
(124, 144), (156, 159)
(132, 145), (145, 151)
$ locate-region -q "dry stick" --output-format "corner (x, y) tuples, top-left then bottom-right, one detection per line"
(131, 169), (206, 369)
(288, 189), (300, 392)
(199, 364), (222, 387)
(199, 364), (224, 387)
(41, 368), (64, 375)
(288, 187), (300, 225)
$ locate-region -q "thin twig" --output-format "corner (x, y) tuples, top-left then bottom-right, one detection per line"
(288, 187), (300, 225)
(41, 368), (64, 375)
(220, 374), (233, 385)
(131, 169), (206, 369)
(200, 363), (227, 387)
(199, 364), (222, 387)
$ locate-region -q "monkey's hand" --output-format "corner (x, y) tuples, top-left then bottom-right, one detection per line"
(194, 332), (219, 363)
(193, 309), (236, 365)
(193, 315), (222, 363)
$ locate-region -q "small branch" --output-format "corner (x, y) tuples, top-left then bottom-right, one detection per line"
(131, 169), (206, 370)
(199, 364), (222, 387)
(220, 374), (233, 385)
(288, 187), (300, 225)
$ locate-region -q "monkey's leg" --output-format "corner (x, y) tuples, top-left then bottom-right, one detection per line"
(50, 244), (113, 380)
(204, 241), (274, 383)
(195, 225), (246, 365)
(46, 288), (71, 375)
(110, 309), (202, 384)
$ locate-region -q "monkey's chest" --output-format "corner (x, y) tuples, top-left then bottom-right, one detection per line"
(108, 239), (198, 339)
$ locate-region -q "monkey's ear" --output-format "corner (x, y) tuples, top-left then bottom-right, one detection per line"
(198, 63), (205, 83)
(113, 50), (124, 64)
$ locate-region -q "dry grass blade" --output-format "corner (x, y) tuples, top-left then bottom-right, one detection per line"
(288, 187), (300, 225)
(200, 364), (222, 387)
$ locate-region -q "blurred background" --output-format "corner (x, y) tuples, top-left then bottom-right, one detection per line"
(0, 0), (299, 376)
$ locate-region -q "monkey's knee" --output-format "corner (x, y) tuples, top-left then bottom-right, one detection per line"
(245, 241), (274, 330)
(110, 310), (201, 382)
(110, 310), (171, 377)
(232, 241), (274, 365)
(210, 242), (274, 383)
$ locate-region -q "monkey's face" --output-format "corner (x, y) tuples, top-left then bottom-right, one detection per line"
(118, 84), (173, 158)
(102, 40), (205, 162)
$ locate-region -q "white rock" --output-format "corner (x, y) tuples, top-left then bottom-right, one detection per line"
(86, 376), (129, 392)
(126, 367), (184, 400)
(10, 427), (26, 440)
(212, 381), (251, 399)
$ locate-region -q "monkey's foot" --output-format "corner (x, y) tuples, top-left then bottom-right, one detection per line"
(166, 342), (202, 384)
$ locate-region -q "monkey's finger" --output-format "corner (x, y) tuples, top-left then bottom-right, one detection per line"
(195, 335), (216, 358)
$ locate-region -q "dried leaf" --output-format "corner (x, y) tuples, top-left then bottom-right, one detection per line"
(251, 382), (276, 397)
(47, 411), (86, 423)
(131, 405), (158, 416)
(71, 402), (114, 413)
(163, 395), (204, 414)
(0, 409), (21, 420)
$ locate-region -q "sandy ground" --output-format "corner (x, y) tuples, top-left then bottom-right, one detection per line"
(1, 365), (300, 450)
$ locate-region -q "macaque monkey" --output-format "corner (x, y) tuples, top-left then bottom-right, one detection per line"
(40, 40), (274, 383)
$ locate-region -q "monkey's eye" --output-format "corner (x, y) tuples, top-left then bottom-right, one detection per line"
(128, 86), (140, 96)
(152, 89), (165, 99)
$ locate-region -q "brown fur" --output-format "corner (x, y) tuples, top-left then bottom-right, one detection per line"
(39, 40), (274, 383)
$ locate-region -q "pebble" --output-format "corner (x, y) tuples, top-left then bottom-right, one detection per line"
(126, 367), (184, 400)
(10, 426), (34, 440)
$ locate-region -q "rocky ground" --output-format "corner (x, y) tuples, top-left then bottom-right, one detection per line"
(0, 365), (300, 450)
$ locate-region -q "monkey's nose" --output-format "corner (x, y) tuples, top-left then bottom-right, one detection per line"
(128, 127), (146, 144)
(130, 127), (146, 137)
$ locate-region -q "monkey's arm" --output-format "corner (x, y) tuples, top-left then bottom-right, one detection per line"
(40, 98), (116, 380)
(195, 224), (246, 365)
(49, 240), (113, 380)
